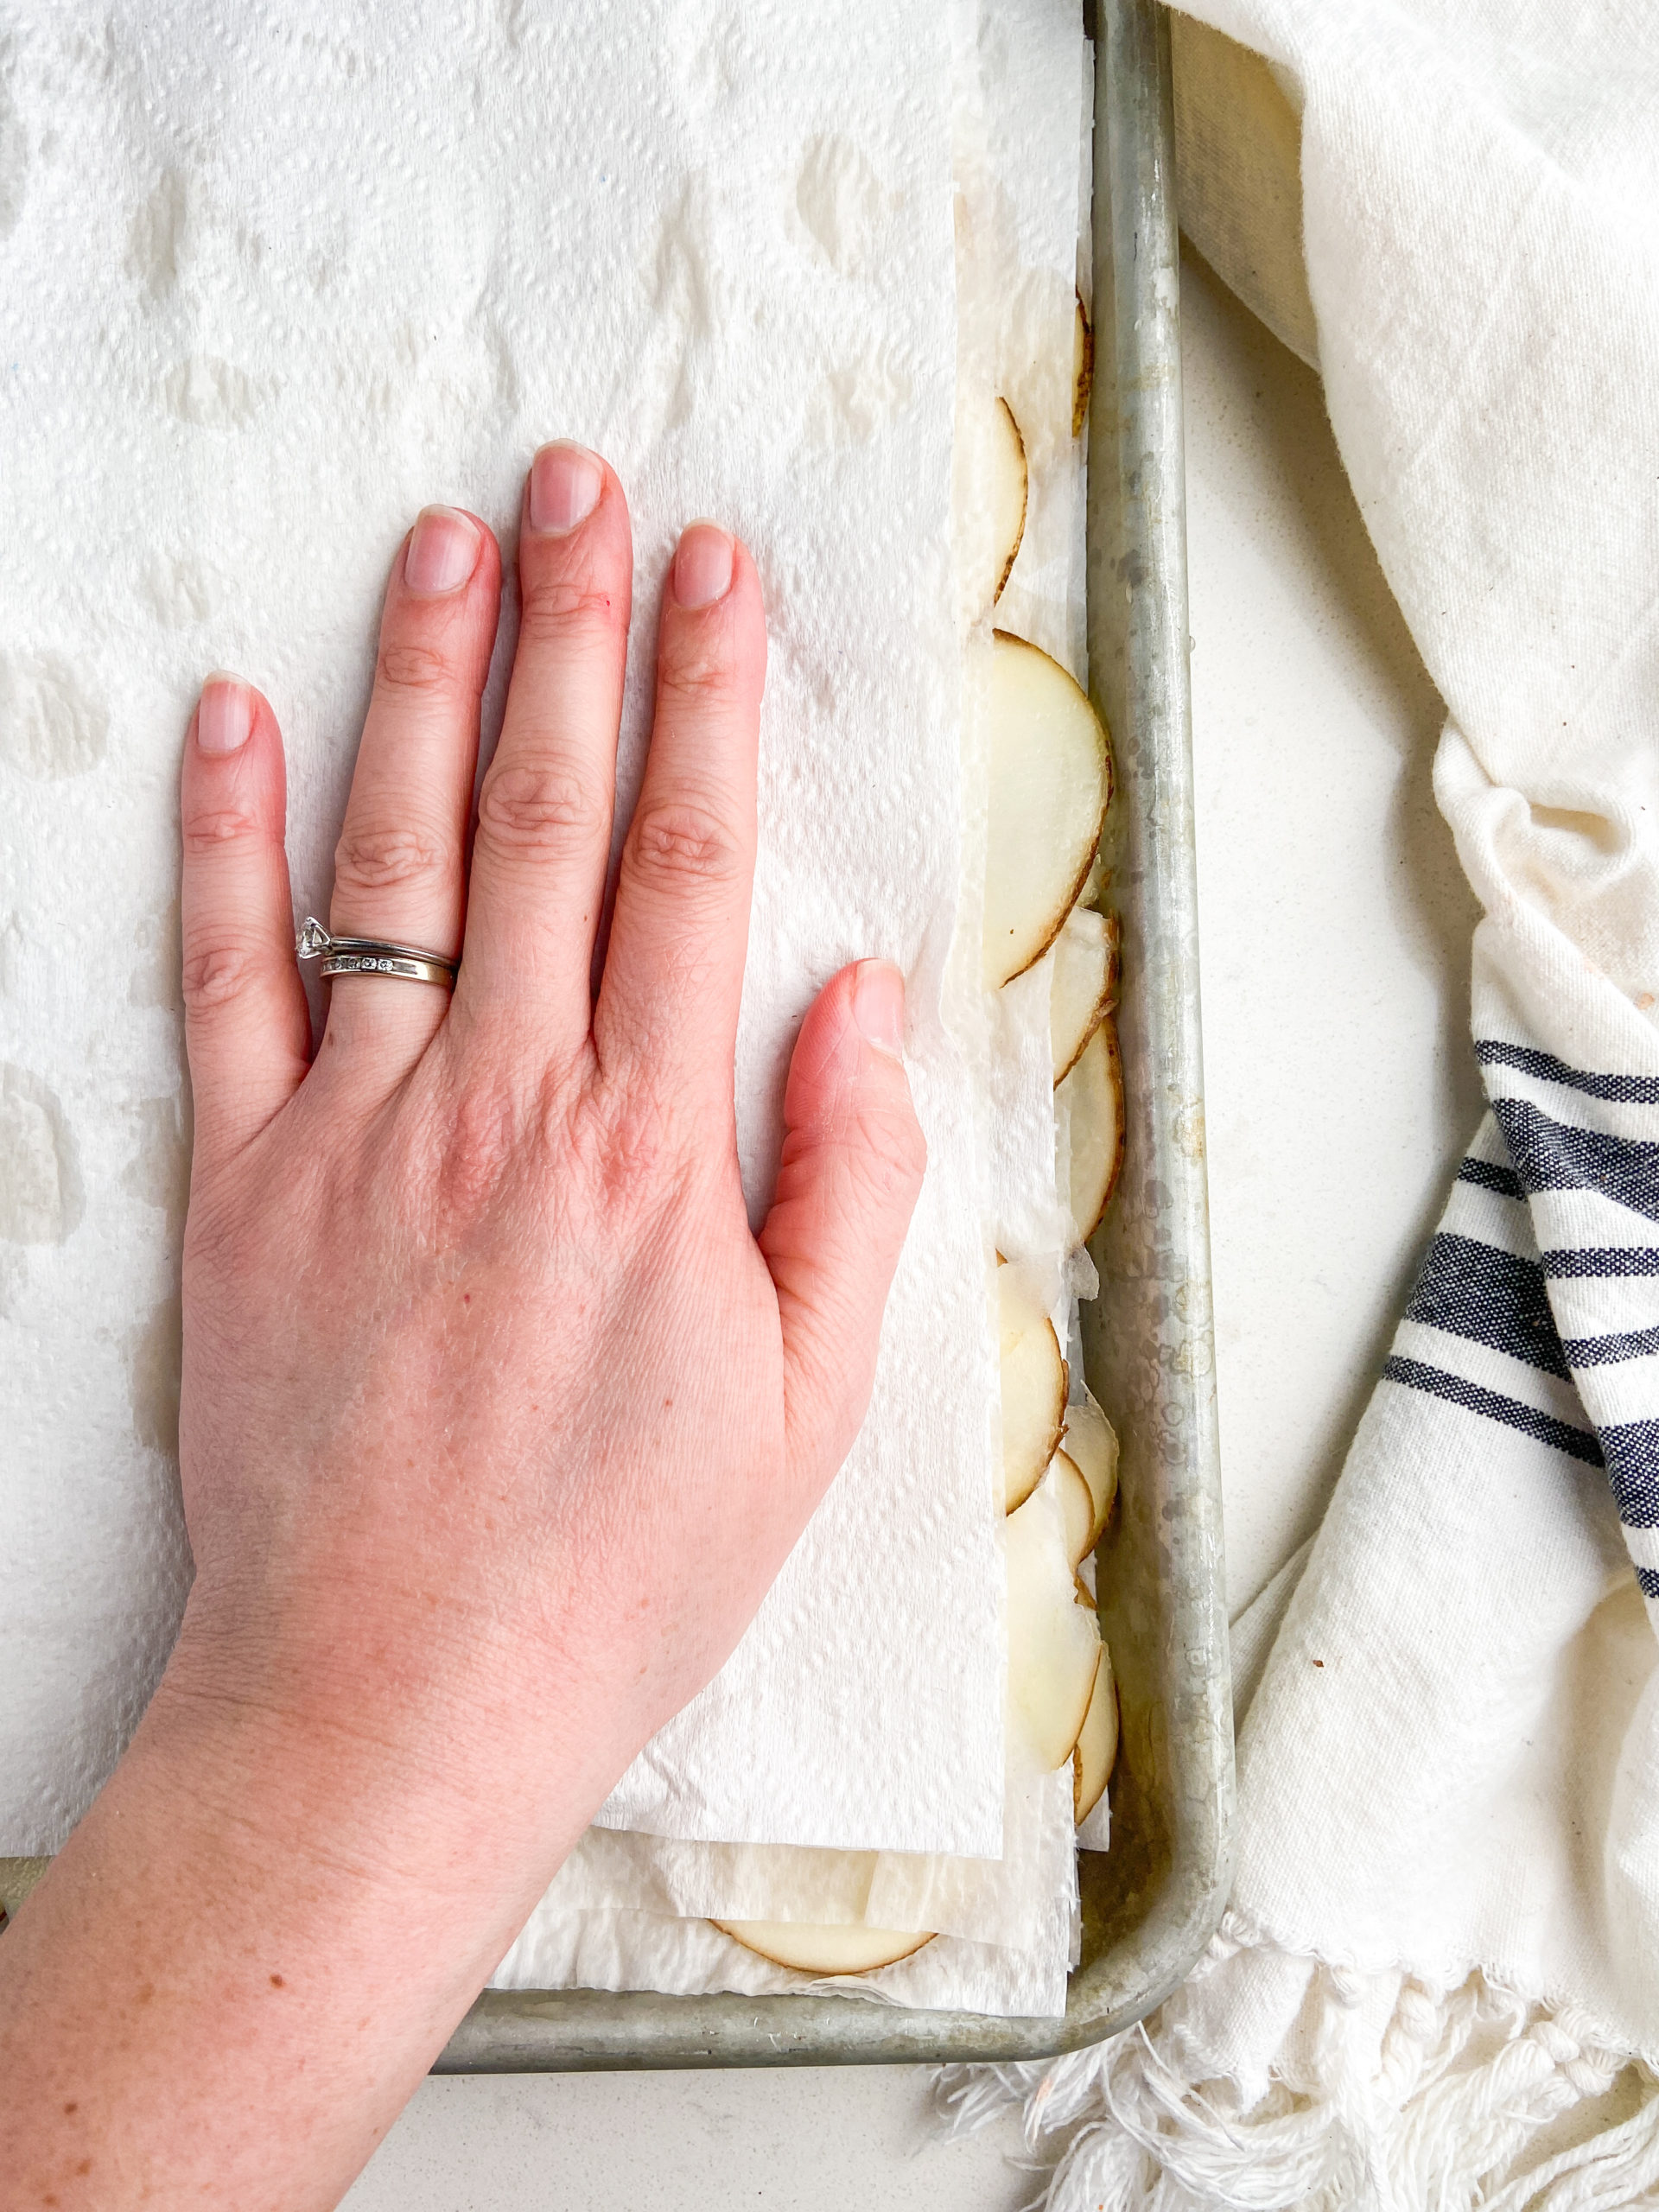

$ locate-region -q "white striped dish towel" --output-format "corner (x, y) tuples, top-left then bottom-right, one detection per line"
(941, 0), (1659, 2202)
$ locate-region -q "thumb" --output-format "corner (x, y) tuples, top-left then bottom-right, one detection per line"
(759, 959), (928, 1486)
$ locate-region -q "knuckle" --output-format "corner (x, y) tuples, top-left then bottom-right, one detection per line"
(517, 575), (623, 655)
(334, 821), (452, 899)
(577, 1071), (681, 1211)
(657, 639), (736, 712)
(181, 938), (264, 1017)
(475, 765), (604, 864)
(182, 804), (264, 856)
(626, 802), (741, 895)
(429, 1078), (519, 1222)
(376, 640), (454, 697)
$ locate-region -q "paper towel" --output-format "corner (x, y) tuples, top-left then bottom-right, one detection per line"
(0, 0), (1006, 1858)
(493, 1872), (1079, 2020)
(486, 0), (1101, 2018)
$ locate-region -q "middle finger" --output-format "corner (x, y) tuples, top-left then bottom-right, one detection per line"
(456, 442), (633, 1049)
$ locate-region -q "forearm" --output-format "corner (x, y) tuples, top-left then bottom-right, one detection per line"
(0, 1651), (584, 2210)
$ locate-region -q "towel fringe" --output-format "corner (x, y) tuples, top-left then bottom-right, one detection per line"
(937, 1916), (1659, 2212)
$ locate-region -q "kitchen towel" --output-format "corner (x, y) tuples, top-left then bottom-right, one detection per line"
(0, 0), (1008, 1859)
(947, 2), (1659, 2201)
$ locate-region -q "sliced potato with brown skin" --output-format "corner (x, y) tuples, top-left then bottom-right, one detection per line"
(988, 397), (1027, 604)
(1061, 1390), (1120, 1547)
(1072, 289), (1094, 438)
(1006, 1478), (1103, 1772)
(1073, 1644), (1119, 1824)
(982, 633), (1112, 989)
(957, 390), (1029, 619)
(1049, 1449), (1096, 1569)
(999, 1262), (1066, 1512)
(1049, 906), (1120, 1085)
(1058, 1019), (1124, 1249)
(713, 1921), (936, 1974)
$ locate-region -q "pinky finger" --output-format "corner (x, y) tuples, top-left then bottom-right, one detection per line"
(179, 675), (311, 1172)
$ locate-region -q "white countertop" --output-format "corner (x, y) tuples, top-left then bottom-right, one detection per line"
(344, 245), (1483, 2212)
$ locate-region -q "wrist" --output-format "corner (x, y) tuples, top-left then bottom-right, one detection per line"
(0, 1626), (555, 2211)
(152, 1569), (631, 1913)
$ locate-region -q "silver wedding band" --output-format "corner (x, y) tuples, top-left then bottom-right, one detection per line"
(296, 916), (458, 990)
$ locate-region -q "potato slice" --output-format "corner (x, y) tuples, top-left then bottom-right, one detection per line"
(1050, 1449), (1096, 1569)
(1058, 1020), (1124, 1249)
(1061, 1390), (1120, 1547)
(1000, 1264), (1066, 1512)
(1049, 906), (1120, 1085)
(1073, 1643), (1119, 1824)
(1006, 1478), (1103, 1772)
(1072, 290), (1094, 438)
(982, 633), (1112, 989)
(956, 391), (1028, 619)
(713, 1920), (935, 1975)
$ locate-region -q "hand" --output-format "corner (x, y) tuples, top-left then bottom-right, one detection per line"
(0, 445), (925, 2209)
(173, 443), (925, 1814)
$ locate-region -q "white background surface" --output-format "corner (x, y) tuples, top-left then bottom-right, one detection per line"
(343, 247), (1484, 2211)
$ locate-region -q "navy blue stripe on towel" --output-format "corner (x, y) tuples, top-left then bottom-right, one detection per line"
(1492, 1097), (1659, 1225)
(1542, 1247), (1659, 1279)
(1600, 1421), (1659, 1529)
(1458, 1155), (1525, 1200)
(1560, 1322), (1659, 1369)
(1382, 1355), (1605, 1465)
(1405, 1232), (1569, 1377)
(1476, 1040), (1659, 1106)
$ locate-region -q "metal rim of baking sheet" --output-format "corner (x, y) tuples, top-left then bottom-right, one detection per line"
(435, 0), (1235, 2075)
(0, 0), (1236, 2073)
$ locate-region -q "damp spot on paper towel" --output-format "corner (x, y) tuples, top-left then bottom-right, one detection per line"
(0, 652), (108, 779)
(126, 1294), (182, 1459)
(494, 0), (533, 47)
(123, 1092), (192, 1245)
(0, 1065), (84, 1246)
(639, 181), (720, 435)
(127, 168), (189, 299)
(141, 552), (213, 628)
(668, 7), (745, 108)
(808, 350), (913, 448)
(130, 899), (183, 1011)
(0, 60), (27, 242)
(795, 136), (892, 277)
(0, 910), (22, 995)
(162, 355), (265, 429)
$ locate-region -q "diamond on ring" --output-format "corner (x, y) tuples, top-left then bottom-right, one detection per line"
(294, 916), (458, 990)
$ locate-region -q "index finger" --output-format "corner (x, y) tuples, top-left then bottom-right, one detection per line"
(593, 523), (766, 1094)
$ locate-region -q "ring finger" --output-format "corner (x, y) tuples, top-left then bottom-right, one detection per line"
(322, 505), (502, 1079)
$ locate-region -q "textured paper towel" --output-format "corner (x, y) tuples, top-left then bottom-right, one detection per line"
(0, 0), (1005, 1858)
(486, 0), (1098, 2018)
(493, 1875), (1079, 2020)
(957, 0), (1095, 1293)
(528, 1759), (1074, 1945)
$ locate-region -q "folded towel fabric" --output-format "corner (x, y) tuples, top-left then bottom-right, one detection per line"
(948, 0), (1659, 2199)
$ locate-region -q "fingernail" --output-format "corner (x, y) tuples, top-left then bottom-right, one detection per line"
(671, 521), (734, 610)
(404, 506), (482, 596)
(197, 673), (253, 755)
(528, 442), (603, 536)
(853, 960), (906, 1055)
